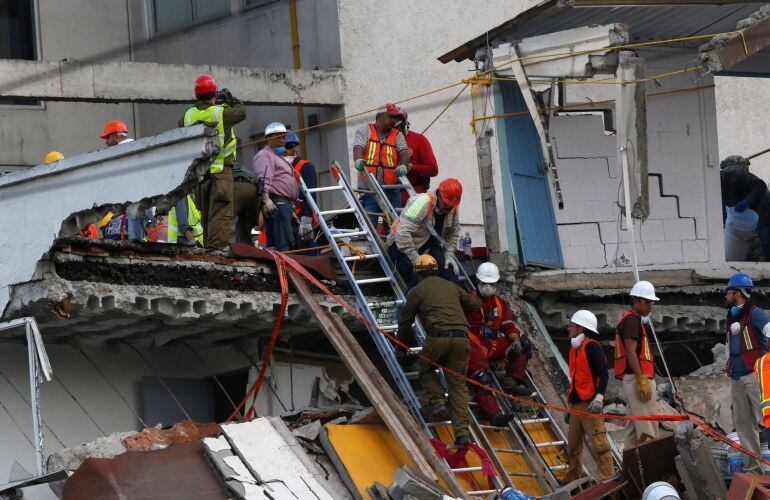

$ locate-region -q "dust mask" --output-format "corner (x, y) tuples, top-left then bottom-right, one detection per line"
(641, 315), (650, 324)
(479, 283), (496, 298)
(274, 146), (286, 155)
(570, 334), (586, 349)
(283, 155), (295, 164)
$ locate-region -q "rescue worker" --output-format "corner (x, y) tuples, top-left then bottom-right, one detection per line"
(565, 310), (615, 482)
(725, 273), (769, 473)
(167, 195), (203, 246)
(285, 131), (317, 251)
(397, 254), (482, 447)
(253, 122), (298, 251)
(386, 178), (463, 289)
(352, 103), (411, 217)
(614, 280), (661, 448)
(720, 155), (770, 260)
(180, 74), (246, 251)
(43, 151), (64, 165)
(466, 262), (531, 407)
(394, 108), (439, 205)
(754, 353), (770, 429)
(231, 161), (262, 245)
(100, 120), (133, 147)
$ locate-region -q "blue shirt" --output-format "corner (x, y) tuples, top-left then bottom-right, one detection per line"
(727, 304), (770, 378)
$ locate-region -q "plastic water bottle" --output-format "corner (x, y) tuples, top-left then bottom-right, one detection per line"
(463, 232), (472, 257)
(501, 487), (535, 500)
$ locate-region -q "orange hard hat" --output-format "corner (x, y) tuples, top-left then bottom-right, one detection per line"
(438, 178), (462, 207)
(100, 120), (128, 139)
(195, 74), (218, 97)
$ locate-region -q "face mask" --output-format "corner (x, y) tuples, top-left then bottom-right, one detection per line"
(731, 305), (743, 316)
(283, 155), (295, 164)
(641, 315), (650, 325)
(479, 284), (496, 297)
(570, 333), (585, 349)
(274, 146), (286, 155)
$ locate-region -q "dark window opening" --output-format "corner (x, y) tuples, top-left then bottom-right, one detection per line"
(0, 0), (39, 106)
(152, 0), (230, 36)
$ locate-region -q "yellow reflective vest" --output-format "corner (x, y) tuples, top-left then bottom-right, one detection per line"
(168, 195), (203, 245)
(182, 104), (237, 174)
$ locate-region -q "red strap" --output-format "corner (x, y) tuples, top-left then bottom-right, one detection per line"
(430, 439), (496, 490)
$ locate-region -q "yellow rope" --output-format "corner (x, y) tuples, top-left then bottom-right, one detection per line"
(421, 83), (470, 135)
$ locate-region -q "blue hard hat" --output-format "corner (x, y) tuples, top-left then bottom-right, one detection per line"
(727, 273), (754, 290)
(285, 131), (300, 146)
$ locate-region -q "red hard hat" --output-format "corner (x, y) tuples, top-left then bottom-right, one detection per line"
(195, 74), (218, 97)
(100, 120), (128, 139)
(385, 103), (404, 117)
(438, 178), (463, 207)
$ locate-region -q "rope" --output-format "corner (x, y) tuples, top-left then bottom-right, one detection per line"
(421, 83), (470, 135)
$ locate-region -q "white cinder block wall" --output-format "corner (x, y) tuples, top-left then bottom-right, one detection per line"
(549, 49), (721, 271)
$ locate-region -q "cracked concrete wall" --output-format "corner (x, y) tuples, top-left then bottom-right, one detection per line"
(549, 49), (723, 271)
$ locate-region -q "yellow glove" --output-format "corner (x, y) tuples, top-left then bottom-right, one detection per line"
(635, 374), (652, 402)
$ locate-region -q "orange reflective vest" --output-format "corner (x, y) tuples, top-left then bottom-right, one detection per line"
(292, 159), (318, 224)
(614, 310), (655, 379)
(569, 338), (603, 401)
(79, 224), (98, 239)
(362, 123), (399, 185)
(390, 192), (436, 236)
(755, 353), (770, 427)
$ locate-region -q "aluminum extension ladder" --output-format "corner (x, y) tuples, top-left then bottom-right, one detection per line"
(361, 169), (576, 492)
(299, 163), (559, 496)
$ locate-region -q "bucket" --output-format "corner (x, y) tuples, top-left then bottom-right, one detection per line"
(642, 481), (680, 500)
(727, 206), (759, 232)
(725, 206), (758, 261)
(726, 431), (745, 476)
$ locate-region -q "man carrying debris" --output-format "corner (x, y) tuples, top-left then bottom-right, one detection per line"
(720, 155), (770, 260)
(386, 178), (463, 289)
(614, 280), (661, 447)
(565, 309), (615, 482)
(352, 104), (411, 218)
(466, 262), (531, 409)
(394, 108), (439, 205)
(398, 254), (482, 447)
(253, 122), (299, 251)
(725, 273), (768, 474)
(180, 74), (246, 251)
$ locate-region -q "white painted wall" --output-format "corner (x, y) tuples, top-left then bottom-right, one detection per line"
(336, 0), (531, 245)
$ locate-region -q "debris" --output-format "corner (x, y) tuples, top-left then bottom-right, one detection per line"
(387, 466), (446, 500)
(122, 420), (220, 451)
(292, 420), (323, 441)
(46, 430), (135, 473)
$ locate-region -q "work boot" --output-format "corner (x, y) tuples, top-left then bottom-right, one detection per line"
(454, 434), (471, 448)
(490, 412), (515, 427)
(422, 404), (450, 423)
(502, 376), (532, 397)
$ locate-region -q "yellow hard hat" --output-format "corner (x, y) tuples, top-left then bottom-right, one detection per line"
(413, 254), (438, 274)
(43, 151), (64, 164)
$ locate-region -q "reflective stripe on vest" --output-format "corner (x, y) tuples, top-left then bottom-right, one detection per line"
(292, 160), (318, 224)
(168, 195), (203, 245)
(728, 304), (767, 377)
(390, 192), (435, 235)
(756, 354), (770, 427)
(569, 338), (602, 402)
(362, 123), (399, 185)
(613, 310), (655, 379)
(182, 104), (236, 174)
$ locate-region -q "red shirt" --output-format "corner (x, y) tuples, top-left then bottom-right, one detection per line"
(466, 295), (521, 340)
(402, 131), (439, 203)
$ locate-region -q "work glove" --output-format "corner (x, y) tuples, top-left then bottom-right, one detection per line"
(444, 250), (460, 275)
(635, 374), (652, 403)
(354, 159), (366, 172)
(406, 250), (420, 264)
(395, 164), (410, 177)
(216, 88), (234, 103)
(262, 198), (278, 217)
(735, 198), (750, 213)
(472, 370), (494, 396)
(506, 338), (523, 357)
(588, 393), (604, 414)
(299, 216), (313, 241)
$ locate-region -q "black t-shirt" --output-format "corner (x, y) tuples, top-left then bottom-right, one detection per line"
(434, 210), (446, 232)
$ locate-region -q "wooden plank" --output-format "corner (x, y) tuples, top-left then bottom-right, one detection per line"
(287, 269), (467, 499)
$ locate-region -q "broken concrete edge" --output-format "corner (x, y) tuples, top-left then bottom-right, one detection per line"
(699, 4), (770, 72)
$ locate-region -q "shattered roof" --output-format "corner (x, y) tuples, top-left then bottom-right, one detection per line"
(439, 0), (766, 63)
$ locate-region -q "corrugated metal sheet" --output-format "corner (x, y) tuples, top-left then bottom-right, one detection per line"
(499, 82), (564, 269)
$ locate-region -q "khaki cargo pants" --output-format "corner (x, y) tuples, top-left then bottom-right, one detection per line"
(565, 401), (615, 482)
(622, 374), (661, 448)
(199, 165), (234, 250)
(232, 179), (261, 244)
(416, 336), (471, 439)
(731, 372), (764, 474)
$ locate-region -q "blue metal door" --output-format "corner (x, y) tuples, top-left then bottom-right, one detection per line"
(498, 81), (563, 268)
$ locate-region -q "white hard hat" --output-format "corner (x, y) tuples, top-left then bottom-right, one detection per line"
(570, 310), (598, 334)
(265, 121), (287, 136)
(476, 262), (500, 283)
(630, 280), (659, 301)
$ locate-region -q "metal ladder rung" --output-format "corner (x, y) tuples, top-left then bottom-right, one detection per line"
(451, 466), (483, 473)
(405, 371), (418, 380)
(467, 490), (497, 495)
(319, 208), (356, 216)
(408, 347), (423, 353)
(307, 185), (343, 193)
(494, 448), (523, 454)
(550, 465), (569, 471)
(343, 254), (378, 262)
(355, 277), (392, 285)
(378, 325), (398, 332)
(367, 300), (402, 307)
(353, 188), (374, 194)
(534, 440), (566, 448)
(426, 421), (452, 426)
(508, 471), (537, 477)
(332, 230), (368, 239)
(479, 424), (509, 431)
(365, 212), (385, 217)
(521, 418), (551, 425)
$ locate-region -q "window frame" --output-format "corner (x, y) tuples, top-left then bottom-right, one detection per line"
(149, 0), (232, 37)
(242, 0), (280, 11)
(0, 0), (44, 110)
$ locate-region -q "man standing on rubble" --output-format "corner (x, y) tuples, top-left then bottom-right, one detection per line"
(398, 254), (482, 447)
(180, 74), (246, 251)
(725, 273), (768, 474)
(386, 178), (463, 289)
(614, 280), (661, 447)
(466, 262), (532, 407)
(284, 131), (317, 252)
(394, 108), (439, 205)
(352, 104), (411, 217)
(565, 309), (615, 482)
(253, 122), (299, 251)
(720, 155), (770, 260)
